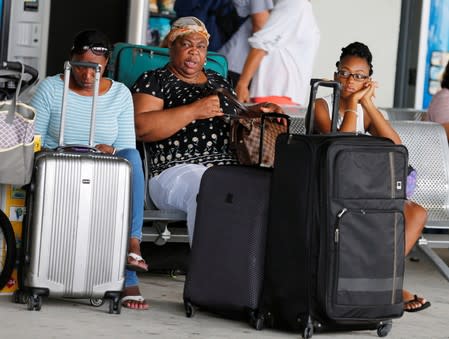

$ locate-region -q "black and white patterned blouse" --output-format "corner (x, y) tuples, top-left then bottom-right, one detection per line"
(131, 66), (239, 176)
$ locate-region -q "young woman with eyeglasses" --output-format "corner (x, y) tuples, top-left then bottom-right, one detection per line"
(314, 42), (399, 141)
(314, 41), (430, 313)
(30, 30), (149, 310)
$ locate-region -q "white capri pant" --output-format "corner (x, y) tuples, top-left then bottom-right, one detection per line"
(148, 164), (208, 246)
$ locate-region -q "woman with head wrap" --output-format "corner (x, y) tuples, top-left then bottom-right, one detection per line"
(132, 16), (282, 245)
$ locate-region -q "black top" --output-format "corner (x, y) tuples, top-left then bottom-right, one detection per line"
(131, 66), (239, 176)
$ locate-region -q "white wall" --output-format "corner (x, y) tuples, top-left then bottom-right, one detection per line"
(311, 0), (402, 107)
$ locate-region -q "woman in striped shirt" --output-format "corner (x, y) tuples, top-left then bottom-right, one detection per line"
(31, 30), (148, 310)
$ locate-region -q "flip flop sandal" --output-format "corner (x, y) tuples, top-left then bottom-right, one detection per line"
(121, 295), (149, 310)
(126, 252), (149, 272)
(404, 295), (431, 313)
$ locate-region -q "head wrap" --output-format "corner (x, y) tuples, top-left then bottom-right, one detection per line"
(164, 16), (210, 47)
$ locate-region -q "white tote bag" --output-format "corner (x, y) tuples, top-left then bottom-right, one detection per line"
(0, 63), (36, 185)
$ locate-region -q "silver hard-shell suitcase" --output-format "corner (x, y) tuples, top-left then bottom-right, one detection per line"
(17, 61), (131, 314)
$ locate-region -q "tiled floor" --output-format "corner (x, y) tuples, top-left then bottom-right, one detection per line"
(0, 248), (447, 339)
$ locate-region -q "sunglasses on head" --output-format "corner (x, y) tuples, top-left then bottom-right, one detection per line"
(72, 44), (109, 56)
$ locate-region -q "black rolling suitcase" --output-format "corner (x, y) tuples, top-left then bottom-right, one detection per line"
(260, 80), (407, 338)
(183, 165), (270, 327)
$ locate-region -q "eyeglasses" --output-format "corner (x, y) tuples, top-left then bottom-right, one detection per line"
(72, 44), (109, 56)
(336, 70), (369, 81)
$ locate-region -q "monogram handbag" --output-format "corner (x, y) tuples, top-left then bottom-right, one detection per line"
(0, 61), (38, 185)
(230, 112), (290, 167)
(215, 87), (290, 167)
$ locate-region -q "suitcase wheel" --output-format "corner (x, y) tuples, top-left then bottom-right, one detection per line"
(377, 320), (392, 337)
(108, 298), (121, 314)
(249, 311), (264, 330)
(26, 295), (42, 311)
(184, 300), (195, 318)
(90, 298), (105, 307)
(302, 316), (314, 339)
(253, 317), (264, 331)
(303, 325), (313, 339)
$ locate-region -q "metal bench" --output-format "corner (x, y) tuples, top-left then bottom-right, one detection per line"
(390, 121), (449, 282)
(289, 116), (306, 135)
(380, 107), (427, 121)
(139, 143), (189, 245)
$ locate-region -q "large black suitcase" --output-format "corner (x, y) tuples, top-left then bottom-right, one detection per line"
(183, 165), (270, 327)
(260, 80), (407, 338)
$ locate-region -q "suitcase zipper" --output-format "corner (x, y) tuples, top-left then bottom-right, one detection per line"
(391, 212), (398, 304)
(389, 152), (396, 199)
(331, 208), (347, 312)
(334, 208), (347, 243)
(389, 152), (401, 304)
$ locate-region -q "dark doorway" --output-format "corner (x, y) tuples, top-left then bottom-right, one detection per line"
(394, 0), (423, 107)
(45, 0), (128, 76)
(0, 0), (11, 61)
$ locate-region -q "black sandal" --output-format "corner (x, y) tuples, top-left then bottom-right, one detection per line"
(404, 295), (431, 312)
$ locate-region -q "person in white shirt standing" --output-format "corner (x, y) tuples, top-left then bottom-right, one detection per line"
(235, 0), (320, 106)
(218, 0), (273, 87)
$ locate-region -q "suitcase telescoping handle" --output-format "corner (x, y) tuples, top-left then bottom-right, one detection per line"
(59, 60), (101, 149)
(305, 79), (341, 135)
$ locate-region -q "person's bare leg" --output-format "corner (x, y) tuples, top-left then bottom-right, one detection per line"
(403, 200), (429, 311)
(129, 237), (142, 256)
(404, 200), (427, 256)
(127, 237), (148, 272)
